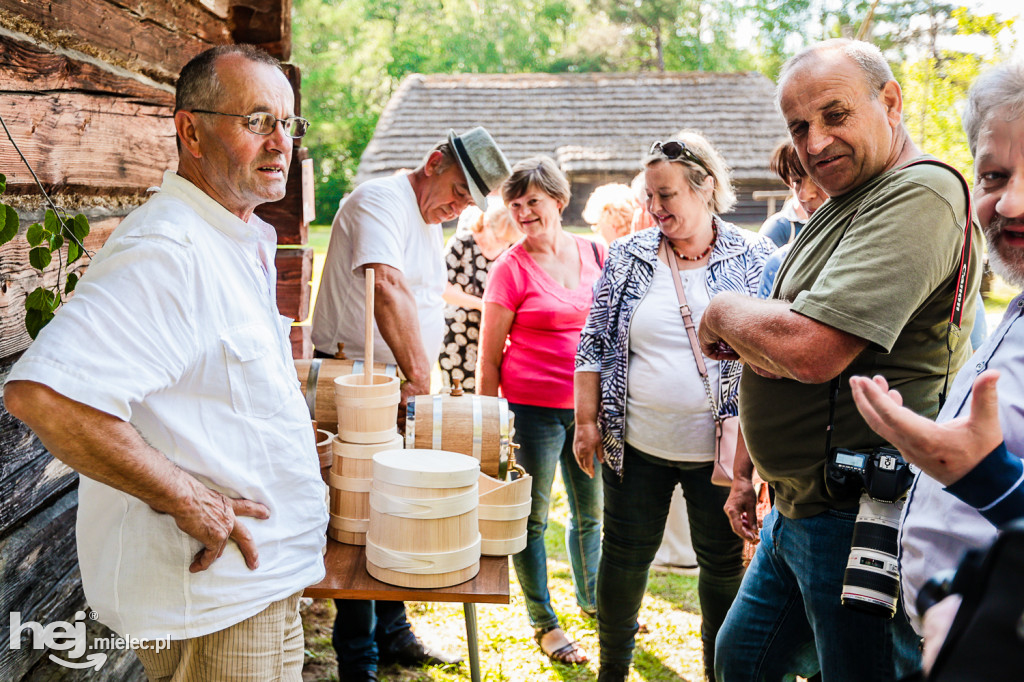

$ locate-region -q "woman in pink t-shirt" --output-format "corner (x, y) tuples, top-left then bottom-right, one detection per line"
(479, 156), (605, 666)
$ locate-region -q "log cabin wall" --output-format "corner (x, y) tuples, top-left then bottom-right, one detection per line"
(0, 1), (310, 678)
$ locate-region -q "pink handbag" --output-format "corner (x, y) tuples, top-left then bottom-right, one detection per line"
(661, 237), (743, 487)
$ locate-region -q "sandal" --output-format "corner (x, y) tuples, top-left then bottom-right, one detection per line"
(535, 626), (589, 665)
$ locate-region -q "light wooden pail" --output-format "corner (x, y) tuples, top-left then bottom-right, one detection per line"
(316, 429), (334, 470)
(477, 472), (532, 556)
(365, 449), (481, 588)
(405, 393), (514, 479)
(326, 434), (404, 545)
(327, 468), (372, 545)
(334, 374), (401, 444)
(295, 358), (398, 433)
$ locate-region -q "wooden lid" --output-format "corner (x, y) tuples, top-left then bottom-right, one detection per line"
(373, 449), (480, 488)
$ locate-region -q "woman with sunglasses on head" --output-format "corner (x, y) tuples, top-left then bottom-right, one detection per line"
(574, 131), (775, 682)
(478, 156), (605, 667)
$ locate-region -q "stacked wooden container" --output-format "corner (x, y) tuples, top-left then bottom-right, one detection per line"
(327, 373), (401, 545)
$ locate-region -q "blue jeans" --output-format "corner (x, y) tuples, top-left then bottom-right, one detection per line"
(600, 444), (743, 676)
(332, 599), (413, 675)
(508, 402), (602, 630)
(715, 507), (922, 681)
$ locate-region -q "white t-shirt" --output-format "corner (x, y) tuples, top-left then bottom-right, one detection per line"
(624, 260), (719, 461)
(311, 174), (446, 364)
(8, 171), (327, 639)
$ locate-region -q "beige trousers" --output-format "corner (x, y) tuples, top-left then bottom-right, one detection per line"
(133, 592), (304, 682)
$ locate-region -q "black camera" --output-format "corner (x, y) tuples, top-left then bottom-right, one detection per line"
(826, 446), (916, 618)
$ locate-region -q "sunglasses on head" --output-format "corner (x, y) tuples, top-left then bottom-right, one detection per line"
(649, 140), (711, 177)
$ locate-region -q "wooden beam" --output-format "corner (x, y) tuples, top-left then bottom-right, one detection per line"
(290, 324), (311, 359)
(0, 92), (175, 195)
(0, 30), (175, 104)
(0, 0), (231, 84)
(230, 0), (292, 61)
(275, 246), (312, 321)
(0, 217), (118, 359)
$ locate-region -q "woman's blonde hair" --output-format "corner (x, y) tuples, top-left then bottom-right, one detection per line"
(482, 202), (521, 243)
(501, 156), (571, 213)
(582, 183), (637, 239)
(642, 130), (737, 214)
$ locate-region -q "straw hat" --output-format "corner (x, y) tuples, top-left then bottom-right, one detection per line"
(447, 127), (512, 208)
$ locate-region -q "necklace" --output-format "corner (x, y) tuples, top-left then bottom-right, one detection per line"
(670, 221), (717, 261)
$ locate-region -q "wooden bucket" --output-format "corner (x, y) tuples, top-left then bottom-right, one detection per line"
(478, 472), (532, 556)
(295, 358), (398, 432)
(316, 429), (334, 469)
(327, 469), (372, 545)
(334, 374), (401, 444)
(332, 434), (404, 480)
(405, 393), (514, 479)
(365, 449), (481, 588)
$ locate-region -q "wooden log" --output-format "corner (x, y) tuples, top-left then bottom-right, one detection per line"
(274, 246), (312, 321)
(255, 147), (312, 245)
(0, 489), (79, 679)
(230, 0), (293, 61)
(290, 324), (311, 359)
(0, 92), (175, 195)
(0, 217), (118, 359)
(0, 31), (175, 105)
(0, 0), (230, 84)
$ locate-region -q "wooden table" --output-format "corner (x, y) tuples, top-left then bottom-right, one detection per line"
(304, 540), (510, 682)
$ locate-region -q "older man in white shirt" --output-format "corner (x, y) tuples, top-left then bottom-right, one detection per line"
(850, 59), (1024, 675)
(4, 45), (326, 681)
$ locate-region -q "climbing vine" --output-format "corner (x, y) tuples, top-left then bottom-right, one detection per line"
(0, 116), (92, 339)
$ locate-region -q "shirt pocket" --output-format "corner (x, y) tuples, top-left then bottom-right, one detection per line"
(221, 323), (290, 419)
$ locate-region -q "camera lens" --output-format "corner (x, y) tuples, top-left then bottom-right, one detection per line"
(841, 493), (904, 618)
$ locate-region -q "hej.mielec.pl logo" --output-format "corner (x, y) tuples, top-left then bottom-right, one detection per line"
(8, 610), (170, 670)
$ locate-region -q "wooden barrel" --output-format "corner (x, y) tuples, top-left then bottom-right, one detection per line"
(478, 472), (532, 556)
(295, 358), (398, 433)
(365, 449), (481, 588)
(327, 468), (373, 545)
(333, 434), (404, 479)
(405, 393), (513, 479)
(334, 374), (401, 444)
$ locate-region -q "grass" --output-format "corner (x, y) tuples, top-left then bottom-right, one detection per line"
(299, 474), (705, 682)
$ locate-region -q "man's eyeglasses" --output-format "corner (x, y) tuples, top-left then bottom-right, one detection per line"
(649, 140), (711, 177)
(191, 110), (310, 139)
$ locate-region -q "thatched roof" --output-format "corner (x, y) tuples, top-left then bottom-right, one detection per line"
(355, 71), (788, 185)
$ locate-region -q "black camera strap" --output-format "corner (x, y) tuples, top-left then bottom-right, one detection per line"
(826, 373), (841, 459)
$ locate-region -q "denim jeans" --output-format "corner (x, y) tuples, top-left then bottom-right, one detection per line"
(599, 444), (743, 676)
(715, 507), (922, 681)
(332, 599), (413, 675)
(508, 402), (603, 630)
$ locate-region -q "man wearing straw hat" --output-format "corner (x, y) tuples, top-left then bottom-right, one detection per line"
(311, 128), (511, 681)
(4, 45), (326, 680)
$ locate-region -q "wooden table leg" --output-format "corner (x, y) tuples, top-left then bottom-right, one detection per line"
(463, 602), (480, 682)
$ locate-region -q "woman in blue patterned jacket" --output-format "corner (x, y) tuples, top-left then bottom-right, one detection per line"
(573, 131), (774, 682)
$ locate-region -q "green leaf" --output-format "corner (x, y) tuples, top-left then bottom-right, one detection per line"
(26, 222), (44, 247)
(49, 232), (64, 251)
(44, 208), (58, 234)
(25, 287), (58, 312)
(68, 240), (81, 264)
(65, 272), (79, 295)
(72, 213), (90, 241)
(0, 204), (17, 245)
(0, 172), (6, 194)
(29, 246), (52, 270)
(25, 308), (55, 340)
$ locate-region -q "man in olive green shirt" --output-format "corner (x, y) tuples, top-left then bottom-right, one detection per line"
(697, 39), (981, 681)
